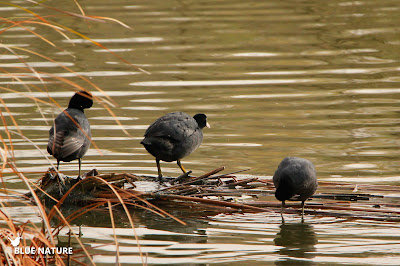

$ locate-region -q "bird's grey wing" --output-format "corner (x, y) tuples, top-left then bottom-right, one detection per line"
(48, 129), (85, 158)
(144, 112), (197, 141)
(61, 135), (85, 157)
(47, 111), (86, 158)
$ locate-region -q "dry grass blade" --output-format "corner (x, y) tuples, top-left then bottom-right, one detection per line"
(1, 48), (130, 136)
(191, 166), (226, 181)
(52, 206), (96, 265)
(43, 174), (145, 264)
(212, 168), (252, 179)
(108, 201), (121, 266)
(90, 16), (132, 29)
(9, 73), (128, 138)
(64, 202), (107, 225)
(0, 97), (23, 136)
(0, 8), (142, 135)
(7, 91), (102, 157)
(0, 1), (158, 264)
(1, 46), (39, 79)
(25, 0), (105, 23)
(0, 146), (8, 180)
(23, 20), (75, 44)
(47, 178), (90, 221)
(24, 179), (60, 203)
(88, 176), (145, 265)
(116, 201), (167, 216)
(0, 238), (17, 265)
(8, 130), (56, 169)
(0, 201), (16, 232)
(0, 200), (60, 264)
(0, 107), (16, 162)
(102, 104), (130, 136)
(72, 0), (85, 17)
(31, 166), (400, 223)
(5, 164), (55, 245)
(116, 189), (187, 225)
(34, 18), (148, 74)
(0, 44), (48, 101)
(151, 194), (275, 213)
(0, 17), (56, 47)
(1, 2), (49, 23)
(157, 167), (226, 192)
(0, 63), (49, 126)
(0, 86), (53, 106)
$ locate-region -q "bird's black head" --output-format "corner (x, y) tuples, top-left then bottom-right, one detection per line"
(68, 90), (93, 111)
(274, 178), (294, 202)
(193, 113), (210, 129)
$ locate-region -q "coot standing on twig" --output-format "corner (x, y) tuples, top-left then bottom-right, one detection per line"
(47, 90), (93, 177)
(141, 112), (210, 182)
(273, 157), (318, 221)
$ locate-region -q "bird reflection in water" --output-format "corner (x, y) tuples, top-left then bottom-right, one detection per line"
(274, 223), (317, 265)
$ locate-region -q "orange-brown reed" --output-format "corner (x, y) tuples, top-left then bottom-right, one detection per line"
(0, 1), (155, 265)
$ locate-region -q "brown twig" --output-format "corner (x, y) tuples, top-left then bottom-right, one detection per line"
(149, 193), (274, 213)
(170, 170), (192, 184)
(220, 178), (258, 188)
(156, 167), (225, 192)
(33, 167), (400, 223)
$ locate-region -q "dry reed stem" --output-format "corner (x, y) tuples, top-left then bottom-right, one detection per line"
(108, 201), (121, 266)
(0, 2), (153, 263)
(156, 166), (225, 192)
(33, 167), (400, 223)
(52, 206), (95, 265)
(150, 194), (274, 213)
(86, 175), (145, 264)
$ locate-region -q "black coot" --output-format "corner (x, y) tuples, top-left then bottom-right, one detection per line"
(47, 90), (93, 177)
(140, 112), (210, 181)
(273, 157), (318, 220)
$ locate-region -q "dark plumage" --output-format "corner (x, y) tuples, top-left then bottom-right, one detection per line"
(273, 157), (318, 220)
(140, 112), (210, 181)
(47, 90), (93, 176)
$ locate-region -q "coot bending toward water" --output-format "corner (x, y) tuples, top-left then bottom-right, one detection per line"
(273, 157), (318, 220)
(141, 112), (210, 181)
(47, 90), (93, 177)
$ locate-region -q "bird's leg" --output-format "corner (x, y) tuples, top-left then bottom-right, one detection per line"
(177, 160), (187, 173)
(156, 159), (163, 182)
(280, 201), (285, 223)
(301, 200), (305, 223)
(56, 160), (61, 180)
(78, 158), (81, 178)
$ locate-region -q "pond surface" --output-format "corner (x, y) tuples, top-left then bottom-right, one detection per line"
(2, 0), (400, 264)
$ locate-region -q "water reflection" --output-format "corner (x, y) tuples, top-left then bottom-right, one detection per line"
(139, 210), (208, 245)
(59, 204), (210, 237)
(274, 223), (317, 265)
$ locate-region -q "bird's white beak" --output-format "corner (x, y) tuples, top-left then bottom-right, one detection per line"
(206, 122), (211, 128)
